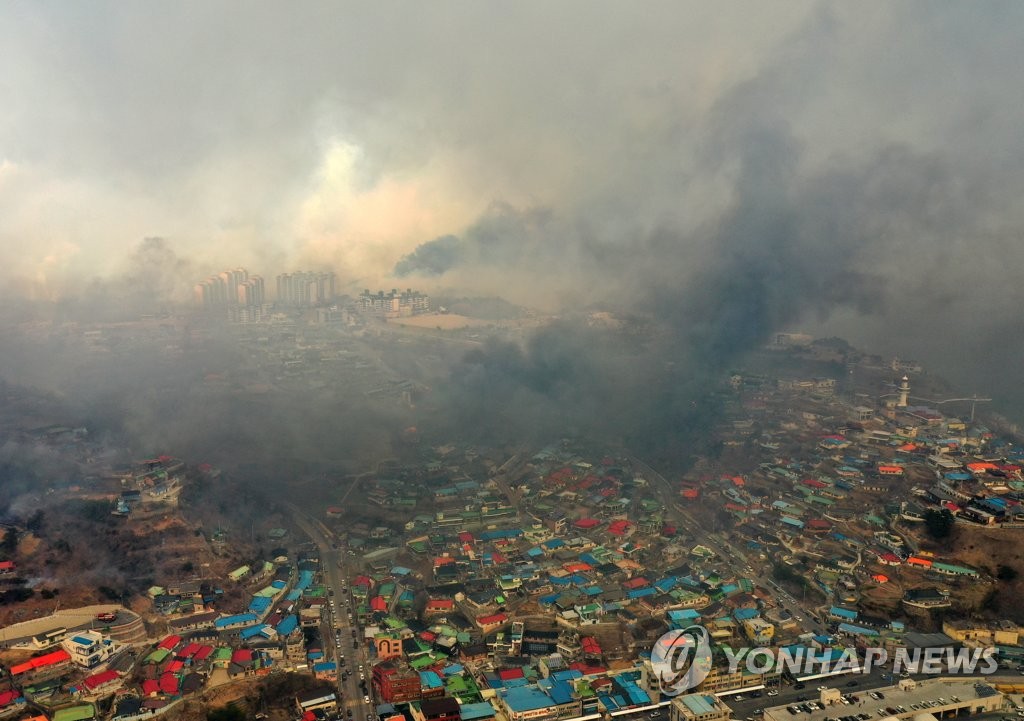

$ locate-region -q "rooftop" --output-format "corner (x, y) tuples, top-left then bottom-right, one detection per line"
(763, 678), (1002, 721)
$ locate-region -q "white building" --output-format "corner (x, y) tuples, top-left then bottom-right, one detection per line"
(62, 630), (119, 669)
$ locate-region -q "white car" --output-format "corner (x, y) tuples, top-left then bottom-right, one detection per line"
(767, 691), (779, 697)
(817, 686), (827, 691)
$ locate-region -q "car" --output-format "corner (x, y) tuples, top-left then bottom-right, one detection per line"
(797, 696), (808, 702)
(794, 684), (806, 690)
(876, 692), (885, 700)
(751, 691), (763, 698)
(767, 691), (780, 697)
(649, 713), (662, 719)
(846, 681), (858, 687)
(363, 696), (371, 704)
(734, 695), (745, 702)
(817, 686), (828, 692)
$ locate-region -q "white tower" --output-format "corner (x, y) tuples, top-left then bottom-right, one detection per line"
(897, 375), (910, 408)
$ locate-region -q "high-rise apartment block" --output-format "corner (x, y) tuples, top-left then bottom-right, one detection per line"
(276, 272), (337, 306)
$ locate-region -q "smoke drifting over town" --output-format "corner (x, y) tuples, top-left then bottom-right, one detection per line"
(2, 2), (1024, 452)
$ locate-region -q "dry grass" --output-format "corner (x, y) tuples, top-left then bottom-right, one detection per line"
(387, 313), (488, 329)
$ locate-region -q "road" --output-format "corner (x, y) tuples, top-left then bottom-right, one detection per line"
(630, 454), (828, 637)
(291, 505), (375, 721)
(722, 668), (1024, 720)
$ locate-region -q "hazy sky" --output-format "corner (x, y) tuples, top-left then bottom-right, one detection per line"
(2, 2), (1024, 406)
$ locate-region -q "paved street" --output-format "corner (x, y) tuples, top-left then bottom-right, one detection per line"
(292, 504), (376, 721)
(631, 454), (829, 636)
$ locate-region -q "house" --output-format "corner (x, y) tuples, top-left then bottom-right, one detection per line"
(374, 662), (422, 703)
(0, 690), (24, 713)
(62, 631), (119, 668)
(168, 610), (219, 633)
(477, 613), (509, 634)
(80, 669), (121, 695)
(742, 618), (775, 645)
(495, 683), (581, 721)
(9, 648), (72, 683)
(670, 694), (731, 721)
(296, 687), (338, 713)
(903, 588), (951, 609)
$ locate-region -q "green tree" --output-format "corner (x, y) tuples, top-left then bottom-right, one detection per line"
(772, 562), (808, 588)
(924, 509), (955, 540)
(207, 705), (246, 721)
(996, 565), (1018, 582)
(2, 528), (17, 555)
(26, 510), (45, 535)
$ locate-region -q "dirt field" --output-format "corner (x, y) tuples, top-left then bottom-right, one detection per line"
(945, 526), (1024, 620)
(387, 313), (489, 329)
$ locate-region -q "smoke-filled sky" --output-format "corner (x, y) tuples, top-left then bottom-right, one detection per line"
(3, 1), (1024, 412)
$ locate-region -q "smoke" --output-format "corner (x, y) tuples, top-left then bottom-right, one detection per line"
(50, 237), (196, 322)
(394, 235), (464, 277)
(1, 1), (1024, 448)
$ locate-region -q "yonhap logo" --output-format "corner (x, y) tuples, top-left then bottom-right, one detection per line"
(651, 625), (713, 696)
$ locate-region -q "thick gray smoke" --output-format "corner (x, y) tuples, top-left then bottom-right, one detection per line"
(53, 237), (196, 322)
(414, 102), (990, 454)
(2, 1), (1024, 456)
